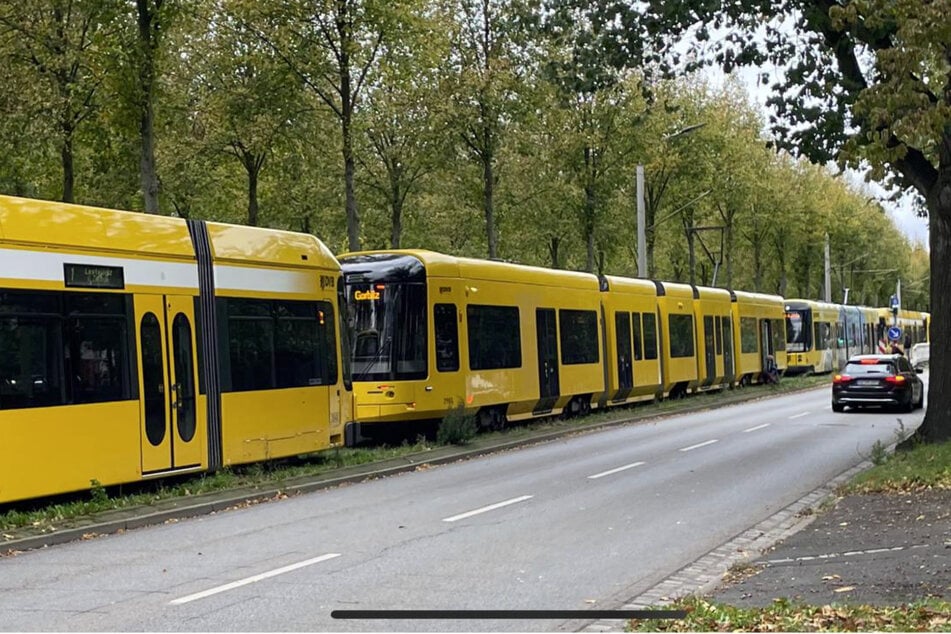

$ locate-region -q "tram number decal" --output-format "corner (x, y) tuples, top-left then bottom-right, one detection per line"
(64, 263), (125, 289)
(320, 275), (336, 290)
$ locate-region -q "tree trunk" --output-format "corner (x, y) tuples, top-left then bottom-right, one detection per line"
(137, 0), (160, 214)
(549, 236), (560, 269)
(483, 138), (497, 259)
(910, 176), (951, 443)
(342, 113), (360, 251)
(584, 185), (596, 273)
(61, 123), (74, 203)
(247, 164), (259, 227)
(687, 229), (697, 286)
(389, 184), (403, 249)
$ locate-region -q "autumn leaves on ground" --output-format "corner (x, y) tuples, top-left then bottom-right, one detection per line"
(628, 439), (951, 632)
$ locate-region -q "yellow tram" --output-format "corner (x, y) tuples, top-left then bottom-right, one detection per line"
(0, 195), (348, 504)
(731, 290), (787, 385)
(340, 250), (604, 442)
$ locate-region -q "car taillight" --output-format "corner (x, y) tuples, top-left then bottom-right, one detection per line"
(833, 374), (853, 384)
(885, 375), (906, 385)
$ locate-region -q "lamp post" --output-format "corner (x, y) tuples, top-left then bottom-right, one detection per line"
(636, 123), (706, 278)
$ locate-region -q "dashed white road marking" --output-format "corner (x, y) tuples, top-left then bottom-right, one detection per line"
(442, 495), (534, 523)
(765, 544), (929, 565)
(788, 411), (810, 420)
(679, 439), (718, 452)
(169, 553), (341, 605)
(743, 423), (770, 433)
(588, 461), (646, 480)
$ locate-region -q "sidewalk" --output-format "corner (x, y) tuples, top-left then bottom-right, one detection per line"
(712, 487), (951, 607)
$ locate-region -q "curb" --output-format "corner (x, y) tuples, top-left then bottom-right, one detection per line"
(579, 447), (894, 632)
(2, 382), (827, 555)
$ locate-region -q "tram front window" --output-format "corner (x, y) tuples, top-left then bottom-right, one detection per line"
(785, 310), (811, 352)
(347, 282), (427, 381)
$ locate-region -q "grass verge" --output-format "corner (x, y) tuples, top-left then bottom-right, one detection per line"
(846, 436), (951, 493)
(628, 597), (951, 632)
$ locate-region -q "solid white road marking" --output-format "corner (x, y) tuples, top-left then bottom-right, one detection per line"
(743, 423), (770, 433)
(442, 495), (534, 523)
(169, 553), (341, 605)
(788, 412), (810, 420)
(588, 461), (646, 480)
(679, 439), (718, 452)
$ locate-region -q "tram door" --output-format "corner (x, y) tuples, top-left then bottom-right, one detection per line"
(615, 312), (633, 392)
(135, 295), (203, 474)
(535, 308), (560, 413)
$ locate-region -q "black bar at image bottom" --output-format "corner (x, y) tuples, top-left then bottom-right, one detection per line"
(331, 609), (687, 620)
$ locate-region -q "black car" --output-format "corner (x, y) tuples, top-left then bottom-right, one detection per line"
(832, 354), (924, 412)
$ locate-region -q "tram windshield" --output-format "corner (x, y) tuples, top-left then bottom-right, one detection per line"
(341, 254), (428, 381)
(785, 309), (811, 352)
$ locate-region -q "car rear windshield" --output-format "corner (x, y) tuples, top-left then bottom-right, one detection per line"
(845, 362), (895, 376)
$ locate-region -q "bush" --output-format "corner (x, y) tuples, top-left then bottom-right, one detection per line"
(437, 402), (478, 446)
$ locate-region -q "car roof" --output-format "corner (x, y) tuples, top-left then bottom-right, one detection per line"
(847, 354), (902, 363)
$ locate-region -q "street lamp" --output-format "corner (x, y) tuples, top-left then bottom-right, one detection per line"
(636, 123), (706, 278)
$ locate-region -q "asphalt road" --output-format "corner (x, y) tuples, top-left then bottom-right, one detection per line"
(0, 387), (921, 632)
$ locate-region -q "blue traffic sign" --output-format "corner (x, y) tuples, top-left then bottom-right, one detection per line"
(890, 294), (900, 308)
(887, 326), (902, 341)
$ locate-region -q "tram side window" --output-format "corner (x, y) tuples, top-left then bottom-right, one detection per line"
(668, 314), (694, 358)
(642, 312), (658, 360)
(814, 322), (832, 350)
(434, 303), (459, 372)
(65, 293), (130, 404)
(226, 298), (336, 392)
(228, 299), (275, 391)
(274, 301), (337, 388)
(714, 316), (723, 354)
(560, 309), (599, 365)
(740, 317), (758, 353)
(0, 315), (64, 409)
(631, 312), (643, 360)
(467, 305), (520, 370)
(0, 290), (132, 409)
(770, 319), (786, 353)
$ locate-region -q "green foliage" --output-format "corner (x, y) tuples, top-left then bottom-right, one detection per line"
(869, 440), (888, 466)
(437, 402), (478, 446)
(89, 479), (109, 505)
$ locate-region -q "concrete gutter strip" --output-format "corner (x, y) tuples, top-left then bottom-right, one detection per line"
(2, 383), (825, 555)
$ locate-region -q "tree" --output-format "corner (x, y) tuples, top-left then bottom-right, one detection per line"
(238, 0), (399, 251)
(539, 0), (645, 272)
(0, 0), (115, 203)
(446, 0), (536, 259)
(128, 0), (177, 214)
(638, 0), (948, 442)
(196, 3), (306, 226)
(356, 6), (452, 248)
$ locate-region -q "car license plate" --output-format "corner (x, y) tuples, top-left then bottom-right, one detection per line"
(857, 379), (879, 387)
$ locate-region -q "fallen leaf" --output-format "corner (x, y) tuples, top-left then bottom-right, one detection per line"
(822, 575), (841, 581)
(833, 586), (855, 593)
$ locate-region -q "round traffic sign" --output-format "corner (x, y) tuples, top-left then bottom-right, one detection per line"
(887, 326), (902, 341)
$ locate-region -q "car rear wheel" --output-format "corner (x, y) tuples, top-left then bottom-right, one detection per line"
(914, 388), (924, 410)
(903, 393), (914, 413)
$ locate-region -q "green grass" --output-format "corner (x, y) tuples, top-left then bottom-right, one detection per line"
(0, 440), (434, 534)
(1, 374), (826, 537)
(628, 596), (951, 632)
(847, 437), (951, 493)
